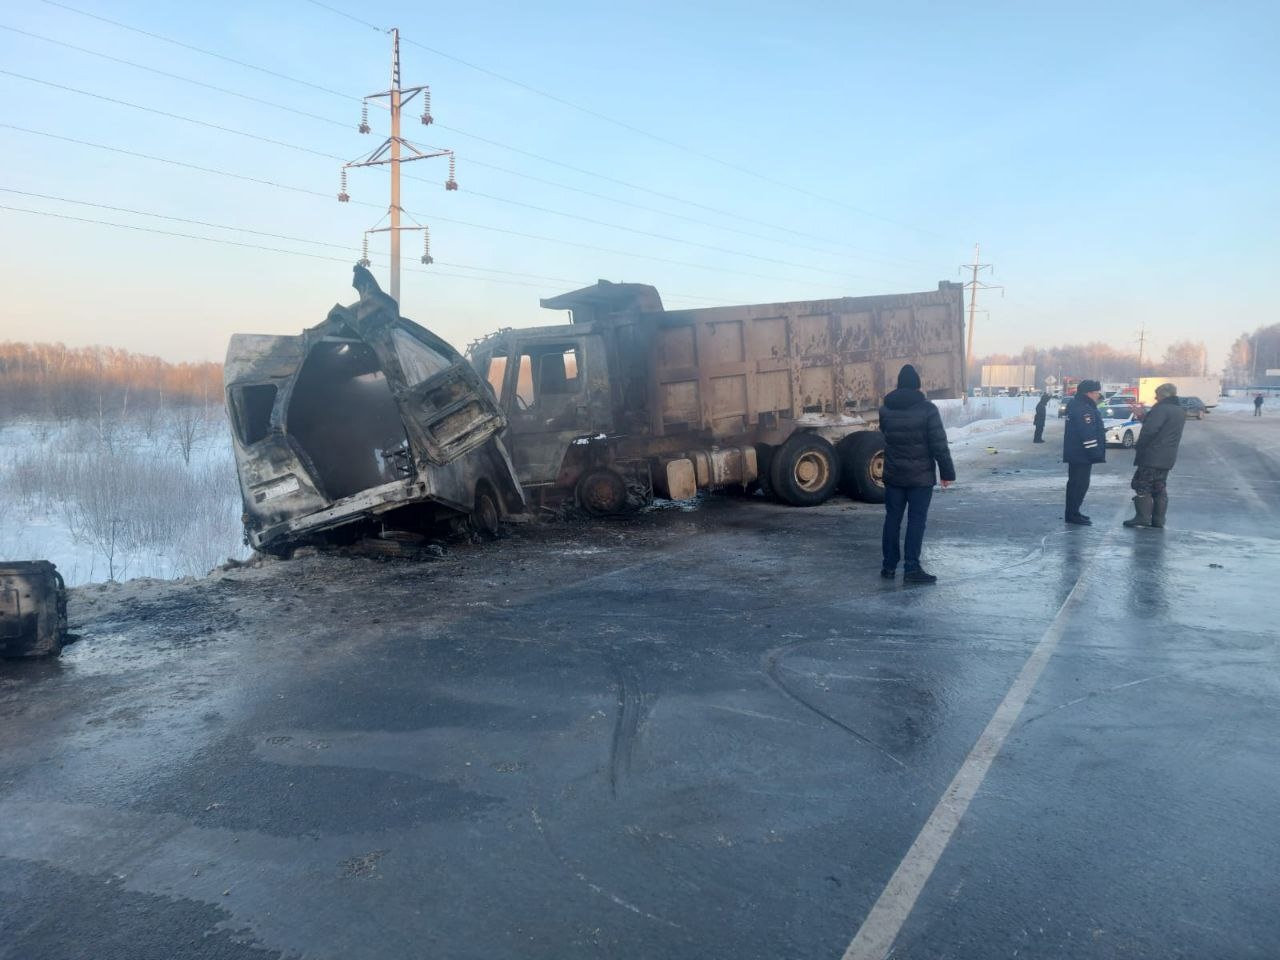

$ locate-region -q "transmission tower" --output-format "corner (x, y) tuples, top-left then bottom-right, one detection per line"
(1135, 322), (1148, 382)
(959, 243), (1002, 401)
(338, 28), (457, 304)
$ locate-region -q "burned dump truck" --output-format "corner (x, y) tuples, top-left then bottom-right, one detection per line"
(225, 267), (524, 554)
(467, 281), (965, 513)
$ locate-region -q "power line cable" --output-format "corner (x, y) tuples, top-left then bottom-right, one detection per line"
(31, 0), (936, 260)
(0, 24), (351, 129)
(38, 0), (360, 101)
(0, 186), (723, 301)
(0, 123), (851, 290)
(298, 0), (946, 236)
(0, 77), (882, 283)
(3, 24), (885, 263)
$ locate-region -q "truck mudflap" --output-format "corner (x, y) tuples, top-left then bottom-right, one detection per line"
(0, 561), (68, 658)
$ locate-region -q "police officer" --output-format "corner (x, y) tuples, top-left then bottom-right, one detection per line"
(1063, 379), (1106, 525)
(1033, 392), (1050, 443)
(1124, 382), (1185, 528)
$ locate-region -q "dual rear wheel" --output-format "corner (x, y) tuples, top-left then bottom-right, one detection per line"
(767, 431), (886, 507)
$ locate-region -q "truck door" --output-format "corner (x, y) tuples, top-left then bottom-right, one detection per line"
(501, 337), (600, 484)
(335, 269), (507, 466)
(224, 333), (332, 529)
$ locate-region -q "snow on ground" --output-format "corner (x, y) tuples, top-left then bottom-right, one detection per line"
(0, 415), (249, 586)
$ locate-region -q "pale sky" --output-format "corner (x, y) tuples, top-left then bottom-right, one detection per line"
(1, 0), (1276, 369)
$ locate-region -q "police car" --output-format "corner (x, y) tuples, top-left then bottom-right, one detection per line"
(1104, 416), (1142, 449)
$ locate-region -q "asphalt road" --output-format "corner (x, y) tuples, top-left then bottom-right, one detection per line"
(2, 411), (1277, 959)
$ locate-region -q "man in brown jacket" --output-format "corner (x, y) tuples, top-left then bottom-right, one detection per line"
(1123, 382), (1186, 529)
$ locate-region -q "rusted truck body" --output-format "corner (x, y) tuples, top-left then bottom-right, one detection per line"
(225, 267), (524, 553)
(0, 561), (67, 658)
(466, 280), (966, 512)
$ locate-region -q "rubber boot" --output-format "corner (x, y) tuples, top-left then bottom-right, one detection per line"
(1123, 495), (1155, 528)
(1151, 493), (1168, 528)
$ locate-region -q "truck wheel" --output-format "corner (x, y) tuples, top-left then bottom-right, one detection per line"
(577, 469), (628, 516)
(838, 431), (886, 503)
(470, 485), (502, 538)
(770, 434), (838, 506)
(1122, 430), (1135, 448)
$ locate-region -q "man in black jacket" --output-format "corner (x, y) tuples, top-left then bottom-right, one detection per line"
(879, 364), (956, 584)
(1124, 382), (1186, 528)
(1033, 393), (1050, 443)
(1062, 379), (1107, 525)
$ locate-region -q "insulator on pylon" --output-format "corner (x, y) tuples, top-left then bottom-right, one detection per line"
(358, 235), (371, 267)
(420, 88), (433, 126)
(337, 168), (350, 203)
(421, 227), (433, 265)
(358, 101), (371, 134)
(444, 152), (458, 191)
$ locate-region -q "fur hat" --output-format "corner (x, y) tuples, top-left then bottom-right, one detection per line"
(897, 364), (921, 389)
(1077, 379), (1102, 394)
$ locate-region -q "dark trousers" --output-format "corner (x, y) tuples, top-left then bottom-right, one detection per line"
(1065, 462), (1093, 518)
(1131, 466), (1169, 496)
(1255, 405), (1263, 416)
(883, 485), (934, 572)
(1033, 420), (1045, 442)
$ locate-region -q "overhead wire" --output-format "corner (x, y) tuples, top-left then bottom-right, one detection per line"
(0, 186), (724, 301)
(1, 124), (848, 291)
(28, 1), (935, 262)
(0, 73), (890, 288)
(297, 0), (946, 236)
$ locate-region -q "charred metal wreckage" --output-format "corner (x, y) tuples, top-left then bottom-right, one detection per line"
(226, 269), (966, 553)
(225, 267), (524, 555)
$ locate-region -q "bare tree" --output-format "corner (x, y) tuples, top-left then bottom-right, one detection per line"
(168, 405), (205, 466)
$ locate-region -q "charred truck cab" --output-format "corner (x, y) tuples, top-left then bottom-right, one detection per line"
(467, 280), (966, 514)
(225, 267), (524, 554)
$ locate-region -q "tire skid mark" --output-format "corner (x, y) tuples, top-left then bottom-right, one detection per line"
(608, 663), (649, 798)
(529, 804), (681, 929)
(763, 644), (907, 769)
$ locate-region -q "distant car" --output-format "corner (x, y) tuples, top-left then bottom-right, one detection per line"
(1178, 396), (1209, 419)
(1099, 397), (1146, 421)
(1104, 416), (1142, 449)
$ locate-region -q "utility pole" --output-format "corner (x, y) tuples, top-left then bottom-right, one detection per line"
(959, 243), (1002, 402)
(1136, 322), (1147, 384)
(338, 28), (457, 305)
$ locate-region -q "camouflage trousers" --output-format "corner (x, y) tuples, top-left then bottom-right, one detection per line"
(1131, 466), (1170, 496)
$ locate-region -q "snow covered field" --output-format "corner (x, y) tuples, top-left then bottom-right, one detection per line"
(0, 413), (249, 586)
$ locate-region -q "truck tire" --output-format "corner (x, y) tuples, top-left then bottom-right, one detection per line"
(769, 433), (838, 506)
(577, 469), (628, 516)
(470, 484), (502, 538)
(838, 431), (886, 504)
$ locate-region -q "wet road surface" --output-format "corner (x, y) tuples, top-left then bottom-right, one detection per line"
(1, 412), (1277, 959)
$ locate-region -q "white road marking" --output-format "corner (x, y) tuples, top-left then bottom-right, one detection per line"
(841, 534), (1108, 960)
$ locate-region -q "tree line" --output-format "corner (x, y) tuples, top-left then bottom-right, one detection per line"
(972, 327), (1280, 389)
(0, 342), (223, 420)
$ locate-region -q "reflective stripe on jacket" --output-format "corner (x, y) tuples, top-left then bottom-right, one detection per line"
(1063, 394), (1107, 464)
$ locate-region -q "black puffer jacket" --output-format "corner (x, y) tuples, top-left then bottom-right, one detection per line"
(1134, 395), (1186, 469)
(879, 388), (956, 488)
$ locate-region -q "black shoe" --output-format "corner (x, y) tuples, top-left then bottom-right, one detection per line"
(1065, 515), (1092, 526)
(904, 569), (937, 584)
(1033, 438), (1045, 443)
(880, 568), (896, 579)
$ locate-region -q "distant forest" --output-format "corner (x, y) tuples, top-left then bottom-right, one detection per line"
(0, 342), (223, 420)
(972, 323), (1280, 389)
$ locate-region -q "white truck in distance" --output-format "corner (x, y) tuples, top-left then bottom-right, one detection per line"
(1137, 376), (1221, 407)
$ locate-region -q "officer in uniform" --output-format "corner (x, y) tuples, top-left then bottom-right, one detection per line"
(1123, 382), (1185, 528)
(1062, 379), (1106, 525)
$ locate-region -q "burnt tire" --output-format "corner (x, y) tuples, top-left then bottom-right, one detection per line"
(577, 469), (628, 516)
(837, 431), (886, 503)
(470, 486), (501, 538)
(769, 433), (838, 507)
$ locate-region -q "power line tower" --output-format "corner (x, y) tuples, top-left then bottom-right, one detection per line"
(959, 243), (1002, 401)
(338, 28), (457, 304)
(1135, 322), (1148, 383)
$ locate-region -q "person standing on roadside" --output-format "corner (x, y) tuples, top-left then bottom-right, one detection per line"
(879, 364), (956, 584)
(1033, 392), (1050, 443)
(1124, 382), (1186, 528)
(1062, 379), (1106, 525)
(1255, 393), (1264, 416)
